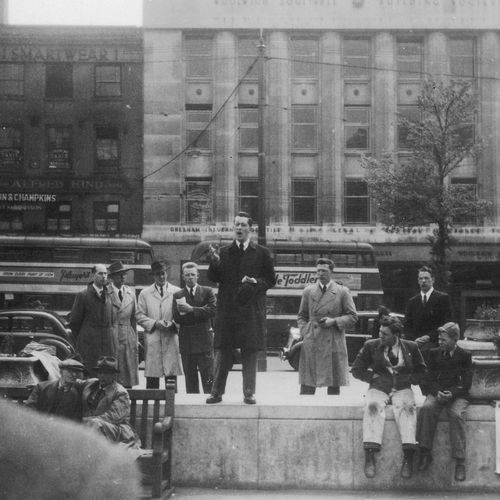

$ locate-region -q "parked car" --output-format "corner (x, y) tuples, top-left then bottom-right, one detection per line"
(282, 311), (405, 370)
(0, 309), (77, 360)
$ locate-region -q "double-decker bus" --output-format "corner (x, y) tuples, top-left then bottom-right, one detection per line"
(0, 236), (154, 314)
(190, 240), (384, 360)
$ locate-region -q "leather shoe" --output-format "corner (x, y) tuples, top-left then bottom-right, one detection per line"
(454, 462), (466, 482)
(243, 395), (256, 404)
(364, 450), (376, 479)
(206, 394), (222, 404)
(418, 452), (433, 472)
(401, 458), (413, 479)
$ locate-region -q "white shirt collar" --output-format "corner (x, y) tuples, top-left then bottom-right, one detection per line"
(186, 284), (198, 293)
(112, 284), (124, 294)
(93, 283), (104, 295)
(421, 287), (434, 300)
(319, 281), (332, 290)
(236, 239), (250, 250)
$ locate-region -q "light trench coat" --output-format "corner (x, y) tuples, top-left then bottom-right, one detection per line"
(109, 285), (139, 387)
(136, 283), (183, 378)
(297, 281), (358, 387)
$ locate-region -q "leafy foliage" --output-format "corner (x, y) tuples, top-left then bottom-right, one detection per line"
(362, 80), (491, 288)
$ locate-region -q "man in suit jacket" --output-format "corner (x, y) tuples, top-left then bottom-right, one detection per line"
(108, 260), (139, 388)
(136, 260), (183, 389)
(172, 262), (216, 393)
(297, 258), (358, 395)
(206, 212), (276, 405)
(417, 322), (472, 482)
(352, 316), (426, 480)
(25, 358), (85, 421)
(404, 265), (452, 353)
(81, 356), (141, 449)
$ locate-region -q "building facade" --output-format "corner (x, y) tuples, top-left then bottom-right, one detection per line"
(144, 0), (500, 318)
(0, 26), (143, 237)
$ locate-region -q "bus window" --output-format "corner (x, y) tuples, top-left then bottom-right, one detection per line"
(266, 296), (301, 316)
(0, 317), (9, 331)
(0, 248), (23, 261)
(135, 250), (153, 265)
(109, 251), (135, 264)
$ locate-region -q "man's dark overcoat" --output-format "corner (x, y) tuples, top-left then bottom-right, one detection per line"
(351, 337), (426, 394)
(25, 379), (83, 421)
(70, 284), (113, 375)
(208, 240), (275, 351)
(404, 290), (452, 344)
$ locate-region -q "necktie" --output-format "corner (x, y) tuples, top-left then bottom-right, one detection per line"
(100, 289), (105, 302)
(442, 350), (450, 360)
(118, 289), (123, 302)
(158, 286), (164, 297)
(422, 294), (427, 306)
(322, 285), (327, 294)
(388, 349), (398, 366)
(189, 287), (195, 301)
(239, 242), (244, 253)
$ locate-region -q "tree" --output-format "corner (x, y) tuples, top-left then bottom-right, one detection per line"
(362, 80), (491, 289)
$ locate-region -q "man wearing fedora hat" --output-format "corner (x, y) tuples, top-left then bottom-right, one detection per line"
(108, 260), (139, 388)
(70, 264), (114, 376)
(81, 356), (141, 449)
(25, 358), (85, 421)
(136, 260), (183, 389)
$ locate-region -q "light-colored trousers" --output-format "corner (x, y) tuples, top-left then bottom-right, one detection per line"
(363, 388), (417, 446)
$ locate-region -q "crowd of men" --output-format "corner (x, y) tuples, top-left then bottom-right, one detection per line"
(21, 211), (473, 486)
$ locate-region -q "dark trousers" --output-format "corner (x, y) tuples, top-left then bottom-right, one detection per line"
(146, 375), (177, 392)
(211, 348), (257, 397)
(181, 351), (213, 394)
(416, 394), (469, 459)
(300, 385), (339, 395)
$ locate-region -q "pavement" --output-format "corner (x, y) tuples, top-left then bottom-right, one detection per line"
(171, 488), (500, 499)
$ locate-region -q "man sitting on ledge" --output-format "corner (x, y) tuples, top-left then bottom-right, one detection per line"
(416, 322), (472, 482)
(351, 316), (426, 480)
(81, 356), (141, 450)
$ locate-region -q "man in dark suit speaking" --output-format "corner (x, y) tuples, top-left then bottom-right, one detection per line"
(173, 261), (217, 394)
(404, 265), (452, 353)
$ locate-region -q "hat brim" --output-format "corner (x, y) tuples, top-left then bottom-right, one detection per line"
(108, 268), (130, 275)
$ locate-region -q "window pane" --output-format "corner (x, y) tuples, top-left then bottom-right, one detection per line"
(239, 178), (259, 218)
(345, 108), (369, 123)
(0, 126), (23, 170)
(293, 180), (316, 197)
(398, 106), (420, 149)
(186, 110), (211, 149)
(186, 180), (212, 223)
(450, 39), (475, 78)
(345, 180), (368, 196)
(45, 63), (73, 98)
(291, 38), (318, 78)
(186, 38), (212, 78)
(239, 38), (259, 79)
(95, 65), (121, 97)
(0, 64), (24, 96)
(343, 39), (370, 79)
(292, 179), (317, 224)
(344, 180), (370, 224)
(240, 129), (258, 149)
(345, 126), (369, 149)
(240, 179), (259, 196)
(397, 41), (423, 79)
(47, 127), (71, 169)
(292, 107), (317, 150)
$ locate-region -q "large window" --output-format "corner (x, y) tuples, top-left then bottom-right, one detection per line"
(0, 126), (23, 171)
(344, 180), (370, 224)
(95, 64), (121, 97)
(292, 179), (317, 224)
(292, 106), (318, 150)
(0, 64), (24, 97)
(344, 107), (370, 150)
(47, 126), (72, 170)
(239, 178), (259, 218)
(291, 38), (319, 79)
(96, 126), (119, 171)
(449, 38), (475, 79)
(186, 109), (211, 150)
(397, 40), (423, 80)
(45, 63), (73, 98)
(343, 39), (370, 79)
(185, 37), (213, 78)
(0, 211), (23, 232)
(46, 202), (72, 233)
(94, 202), (119, 234)
(185, 179), (212, 224)
(397, 106), (420, 150)
(239, 108), (258, 150)
(238, 38), (259, 79)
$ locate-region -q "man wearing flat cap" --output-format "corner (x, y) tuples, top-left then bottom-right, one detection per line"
(108, 260), (139, 388)
(136, 260), (183, 389)
(25, 358), (85, 421)
(81, 356), (140, 448)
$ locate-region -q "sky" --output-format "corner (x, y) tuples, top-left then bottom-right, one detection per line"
(8, 0), (143, 26)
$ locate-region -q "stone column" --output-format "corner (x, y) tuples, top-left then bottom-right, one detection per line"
(267, 31), (290, 226)
(373, 32), (396, 156)
(143, 30), (183, 239)
(213, 31), (237, 224)
(479, 32), (500, 223)
(320, 32), (342, 223)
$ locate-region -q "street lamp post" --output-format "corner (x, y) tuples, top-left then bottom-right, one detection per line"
(257, 32), (266, 247)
